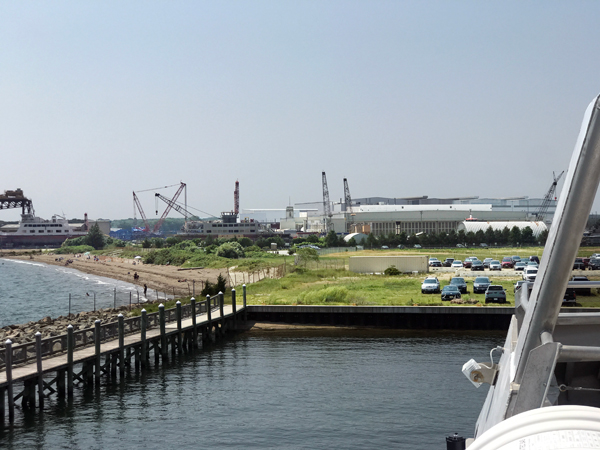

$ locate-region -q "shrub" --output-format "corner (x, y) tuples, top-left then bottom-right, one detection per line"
(216, 242), (245, 259)
(384, 265), (401, 276)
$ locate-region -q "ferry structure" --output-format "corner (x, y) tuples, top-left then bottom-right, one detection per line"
(461, 95), (600, 449)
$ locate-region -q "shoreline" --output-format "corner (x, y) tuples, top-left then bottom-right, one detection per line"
(3, 252), (228, 298)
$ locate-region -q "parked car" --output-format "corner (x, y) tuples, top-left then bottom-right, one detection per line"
(501, 257), (514, 269)
(523, 267), (538, 282)
(450, 277), (468, 294)
(480, 243), (488, 247)
(441, 285), (462, 301)
(563, 288), (577, 306)
(473, 277), (492, 294)
(463, 257), (478, 268)
(529, 255), (540, 264)
(571, 276), (592, 296)
(456, 243), (465, 248)
(485, 285), (507, 303)
(381, 245), (389, 249)
(573, 257), (586, 270)
(451, 260), (463, 269)
(589, 257), (600, 270)
(489, 260), (501, 271)
(414, 244), (422, 249)
(514, 261), (526, 271)
(443, 258), (455, 267)
(421, 277), (440, 294)
(429, 258), (442, 267)
(512, 256), (522, 264)
(483, 258), (493, 269)
(471, 260), (485, 271)
(514, 280), (528, 293)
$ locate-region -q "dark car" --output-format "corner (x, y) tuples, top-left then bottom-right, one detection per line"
(471, 260), (484, 271)
(573, 257), (586, 270)
(571, 276), (592, 296)
(442, 258), (455, 267)
(512, 256), (522, 264)
(529, 255), (540, 264)
(441, 285), (462, 301)
(429, 260), (442, 267)
(450, 277), (468, 294)
(501, 257), (514, 269)
(483, 258), (493, 269)
(485, 285), (507, 304)
(589, 257), (600, 270)
(473, 276), (491, 294)
(563, 288), (577, 306)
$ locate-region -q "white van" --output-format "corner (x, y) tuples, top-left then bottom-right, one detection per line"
(523, 267), (538, 282)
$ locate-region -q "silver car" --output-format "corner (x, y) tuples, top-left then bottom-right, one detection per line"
(421, 277), (440, 294)
(489, 260), (501, 271)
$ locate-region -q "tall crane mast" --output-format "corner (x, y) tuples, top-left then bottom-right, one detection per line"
(343, 178), (353, 233)
(322, 171), (332, 233)
(153, 182), (186, 233)
(133, 192), (151, 232)
(535, 171), (564, 222)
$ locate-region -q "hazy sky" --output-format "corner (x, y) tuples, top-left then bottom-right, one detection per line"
(3, 1), (600, 222)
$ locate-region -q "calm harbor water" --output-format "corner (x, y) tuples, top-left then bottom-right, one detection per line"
(0, 260), (505, 449)
(0, 258), (154, 327)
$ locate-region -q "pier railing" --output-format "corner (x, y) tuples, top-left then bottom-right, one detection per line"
(0, 293), (223, 370)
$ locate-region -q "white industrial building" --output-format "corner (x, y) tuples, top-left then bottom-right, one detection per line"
(279, 196), (557, 237)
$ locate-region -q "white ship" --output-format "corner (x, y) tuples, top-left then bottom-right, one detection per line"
(461, 95), (600, 449)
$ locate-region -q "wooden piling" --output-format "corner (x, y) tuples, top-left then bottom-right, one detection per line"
(190, 298), (197, 349)
(176, 301), (182, 354)
(5, 340), (14, 422)
(57, 369), (65, 398)
(159, 304), (167, 360)
(231, 289), (237, 328)
(118, 314), (125, 378)
(0, 387), (5, 421)
(67, 325), (74, 398)
(206, 295), (212, 325)
(141, 309), (147, 368)
(94, 320), (101, 385)
(219, 292), (225, 335)
(243, 284), (247, 322)
(35, 332), (44, 409)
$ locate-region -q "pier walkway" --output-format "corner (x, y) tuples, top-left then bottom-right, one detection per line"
(0, 289), (247, 424)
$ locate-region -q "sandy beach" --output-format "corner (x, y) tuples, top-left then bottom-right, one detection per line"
(5, 252), (229, 298)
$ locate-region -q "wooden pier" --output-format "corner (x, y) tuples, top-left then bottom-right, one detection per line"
(0, 287), (247, 423)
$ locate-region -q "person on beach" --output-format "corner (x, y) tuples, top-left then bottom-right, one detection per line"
(144, 284), (147, 297)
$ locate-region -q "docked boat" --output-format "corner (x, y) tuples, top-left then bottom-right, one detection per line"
(0, 213), (88, 249)
(458, 95), (600, 449)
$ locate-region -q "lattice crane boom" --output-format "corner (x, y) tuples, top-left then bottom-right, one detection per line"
(343, 178), (353, 232)
(322, 171), (332, 233)
(133, 192), (151, 232)
(155, 193), (193, 220)
(153, 182), (186, 233)
(535, 171), (564, 222)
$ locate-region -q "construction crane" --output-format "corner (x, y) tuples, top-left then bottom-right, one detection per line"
(153, 182), (186, 233)
(343, 178), (353, 233)
(155, 192), (193, 221)
(322, 171), (333, 234)
(535, 171), (564, 222)
(132, 192), (151, 232)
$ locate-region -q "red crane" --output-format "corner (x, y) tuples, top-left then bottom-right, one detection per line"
(133, 192), (151, 232)
(152, 182), (186, 233)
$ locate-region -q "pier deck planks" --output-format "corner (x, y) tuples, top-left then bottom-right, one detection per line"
(0, 305), (239, 386)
